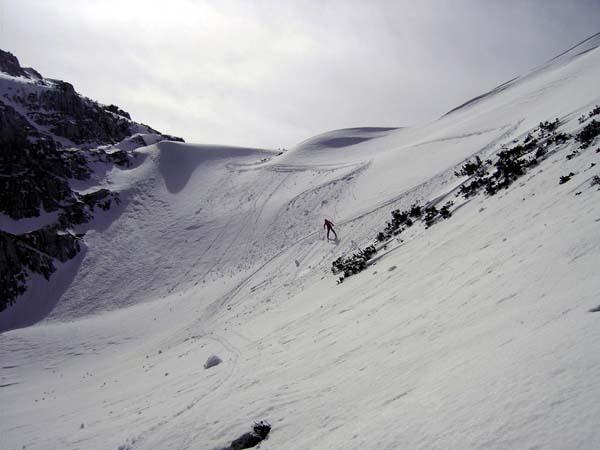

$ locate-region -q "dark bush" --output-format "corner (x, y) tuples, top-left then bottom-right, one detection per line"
(559, 172), (575, 184)
(535, 146), (547, 158)
(494, 150), (526, 187)
(550, 132), (570, 144)
(391, 209), (409, 224)
(454, 156), (485, 177)
(424, 206), (438, 227)
(439, 201), (454, 218)
(539, 118), (560, 133)
(483, 176), (497, 196)
(523, 138), (539, 152)
(409, 203), (422, 218)
(576, 119), (600, 148)
(332, 245), (377, 278)
(526, 157), (539, 167)
(381, 207), (412, 238)
(566, 150), (579, 160)
(458, 177), (484, 198)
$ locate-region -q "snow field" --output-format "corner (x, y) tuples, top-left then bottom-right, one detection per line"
(1, 33), (600, 450)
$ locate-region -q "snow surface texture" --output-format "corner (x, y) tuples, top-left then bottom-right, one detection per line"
(1, 34), (600, 450)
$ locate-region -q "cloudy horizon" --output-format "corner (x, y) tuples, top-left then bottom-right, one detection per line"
(2, 0), (599, 148)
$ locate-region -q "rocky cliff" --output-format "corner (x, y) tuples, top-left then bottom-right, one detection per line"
(0, 49), (184, 312)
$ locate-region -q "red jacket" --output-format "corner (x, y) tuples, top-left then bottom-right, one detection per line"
(324, 219), (334, 229)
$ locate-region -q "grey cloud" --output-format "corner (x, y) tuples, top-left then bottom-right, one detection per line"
(1, 0), (598, 148)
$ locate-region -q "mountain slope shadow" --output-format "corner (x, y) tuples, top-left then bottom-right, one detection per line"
(0, 248), (86, 332)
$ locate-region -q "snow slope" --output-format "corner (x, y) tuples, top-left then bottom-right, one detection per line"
(1, 34), (600, 450)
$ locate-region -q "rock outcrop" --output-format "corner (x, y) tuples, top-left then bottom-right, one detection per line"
(0, 49), (27, 77)
(0, 49), (184, 313)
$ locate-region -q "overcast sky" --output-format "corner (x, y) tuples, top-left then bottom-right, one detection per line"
(2, 0), (599, 148)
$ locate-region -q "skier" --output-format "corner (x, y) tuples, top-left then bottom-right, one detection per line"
(323, 218), (338, 240)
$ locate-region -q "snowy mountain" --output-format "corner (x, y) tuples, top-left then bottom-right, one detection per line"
(0, 49), (183, 319)
(1, 33), (600, 450)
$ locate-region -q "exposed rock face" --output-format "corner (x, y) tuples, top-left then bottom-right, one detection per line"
(0, 49), (184, 314)
(0, 50), (27, 77)
(20, 80), (134, 144)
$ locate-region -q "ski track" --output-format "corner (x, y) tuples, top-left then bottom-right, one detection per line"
(203, 141), (491, 320)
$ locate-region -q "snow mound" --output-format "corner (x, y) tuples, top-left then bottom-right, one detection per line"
(293, 127), (399, 151)
(271, 127), (400, 168)
(153, 141), (272, 193)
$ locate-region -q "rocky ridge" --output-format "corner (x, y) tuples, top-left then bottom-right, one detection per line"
(0, 49), (184, 312)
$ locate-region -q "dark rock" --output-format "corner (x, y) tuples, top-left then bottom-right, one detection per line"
(0, 228), (79, 312)
(0, 50), (27, 77)
(106, 149), (130, 167)
(204, 355), (222, 369)
(82, 189), (120, 212)
(103, 104), (131, 120)
(162, 134), (185, 143)
(559, 172), (575, 184)
(20, 226), (81, 262)
(23, 67), (43, 80)
(220, 421), (271, 450)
